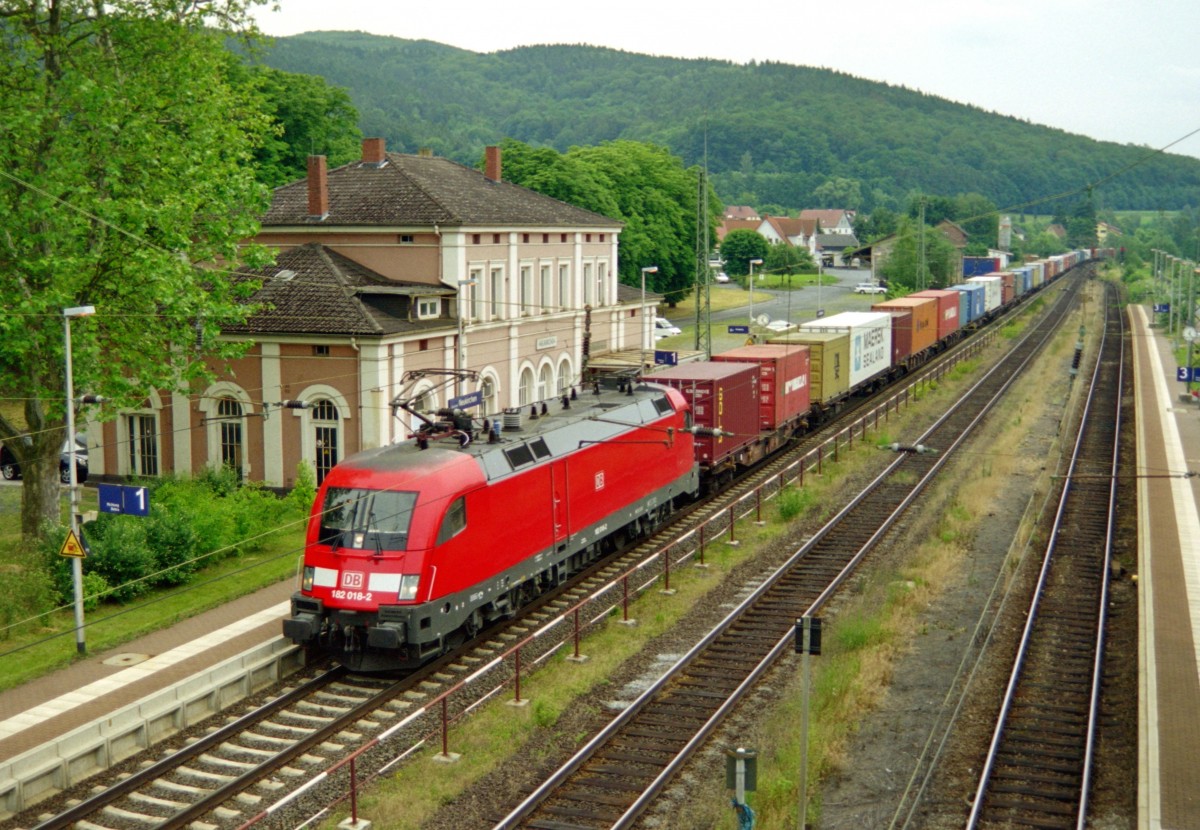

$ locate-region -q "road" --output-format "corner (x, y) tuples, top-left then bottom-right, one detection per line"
(694, 267), (885, 350)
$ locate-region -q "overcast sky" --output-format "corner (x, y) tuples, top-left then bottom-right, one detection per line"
(253, 0), (1200, 161)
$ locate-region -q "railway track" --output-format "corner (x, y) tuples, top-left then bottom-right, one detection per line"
(487, 268), (1096, 830)
(13, 270), (1087, 830)
(963, 281), (1124, 829)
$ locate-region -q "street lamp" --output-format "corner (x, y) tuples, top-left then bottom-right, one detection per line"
(748, 258), (763, 336)
(640, 266), (658, 369)
(63, 304), (95, 655)
(457, 279), (476, 396)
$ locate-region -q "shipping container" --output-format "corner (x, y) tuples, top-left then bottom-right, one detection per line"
(966, 275), (1003, 312)
(649, 362), (760, 468)
(949, 283), (986, 324)
(872, 296), (939, 361)
(765, 330), (850, 408)
(712, 344), (811, 431)
(1028, 261), (1044, 288)
(995, 272), (1015, 304)
(873, 310), (913, 365)
(798, 311), (892, 389)
(909, 289), (961, 340)
(962, 256), (1001, 277)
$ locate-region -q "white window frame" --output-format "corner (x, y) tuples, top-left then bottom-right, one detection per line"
(540, 264), (552, 313)
(416, 297), (439, 320)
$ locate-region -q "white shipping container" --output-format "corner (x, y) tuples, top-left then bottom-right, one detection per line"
(966, 276), (1003, 312)
(799, 311), (892, 388)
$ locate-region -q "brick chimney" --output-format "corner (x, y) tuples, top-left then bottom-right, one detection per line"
(306, 155), (328, 219)
(485, 145), (502, 182)
(362, 137), (386, 165)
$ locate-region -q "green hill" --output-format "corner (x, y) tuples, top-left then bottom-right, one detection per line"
(255, 31), (1200, 211)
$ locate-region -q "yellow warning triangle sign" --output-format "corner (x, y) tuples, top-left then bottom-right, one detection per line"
(59, 529), (86, 558)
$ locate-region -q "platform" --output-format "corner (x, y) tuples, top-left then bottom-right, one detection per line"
(1130, 304), (1200, 830)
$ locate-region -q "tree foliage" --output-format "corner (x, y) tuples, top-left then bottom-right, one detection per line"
(252, 32), (1200, 212)
(879, 217), (959, 292)
(249, 66), (363, 188)
(496, 139), (722, 305)
(765, 242), (814, 275)
(0, 0), (273, 539)
(720, 230), (771, 277)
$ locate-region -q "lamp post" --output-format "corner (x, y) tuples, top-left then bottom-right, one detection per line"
(748, 258), (763, 337)
(640, 266), (658, 369)
(63, 304), (95, 655)
(457, 279), (476, 396)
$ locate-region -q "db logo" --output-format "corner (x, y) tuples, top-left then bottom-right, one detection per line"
(594, 471), (605, 491)
(342, 571), (364, 589)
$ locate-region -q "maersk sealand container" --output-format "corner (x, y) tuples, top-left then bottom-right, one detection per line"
(799, 311), (892, 389)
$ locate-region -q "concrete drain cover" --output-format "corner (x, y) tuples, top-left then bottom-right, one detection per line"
(102, 653), (150, 667)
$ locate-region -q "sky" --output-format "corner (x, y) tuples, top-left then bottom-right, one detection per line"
(252, 0), (1200, 161)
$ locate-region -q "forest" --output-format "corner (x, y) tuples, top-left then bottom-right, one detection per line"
(252, 31), (1200, 213)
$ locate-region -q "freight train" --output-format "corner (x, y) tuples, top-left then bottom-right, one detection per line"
(284, 250), (1104, 671)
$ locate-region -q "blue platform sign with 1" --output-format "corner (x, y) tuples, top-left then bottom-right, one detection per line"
(98, 483), (150, 517)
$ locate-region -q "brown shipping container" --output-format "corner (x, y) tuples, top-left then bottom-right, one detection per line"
(648, 361), (760, 467)
(872, 296), (938, 360)
(909, 289), (961, 341)
(765, 330), (850, 408)
(712, 344), (811, 431)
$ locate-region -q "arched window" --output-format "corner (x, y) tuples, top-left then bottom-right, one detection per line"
(538, 364), (553, 402)
(481, 375), (498, 417)
(557, 358), (573, 395)
(312, 399), (339, 485)
(518, 367), (534, 407)
(217, 397), (244, 479)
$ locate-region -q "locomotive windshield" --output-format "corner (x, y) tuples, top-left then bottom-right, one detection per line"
(318, 488), (418, 551)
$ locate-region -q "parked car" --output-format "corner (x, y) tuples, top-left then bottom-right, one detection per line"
(854, 282), (888, 295)
(654, 317), (682, 336)
(1, 436), (89, 483)
(714, 272), (731, 283)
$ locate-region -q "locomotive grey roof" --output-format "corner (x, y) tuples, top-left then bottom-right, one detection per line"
(263, 152), (620, 229)
(364, 382), (679, 483)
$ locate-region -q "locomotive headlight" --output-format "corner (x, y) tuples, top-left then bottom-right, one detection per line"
(398, 574), (420, 601)
(302, 566), (315, 592)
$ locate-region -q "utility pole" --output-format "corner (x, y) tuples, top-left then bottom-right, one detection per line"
(694, 158), (712, 357)
(917, 197), (927, 291)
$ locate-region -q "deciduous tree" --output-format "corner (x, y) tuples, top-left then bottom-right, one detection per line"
(0, 0), (273, 540)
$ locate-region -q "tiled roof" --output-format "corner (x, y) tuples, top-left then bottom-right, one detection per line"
(225, 243), (452, 337)
(263, 153), (619, 228)
(816, 233), (860, 248)
(800, 209), (854, 229)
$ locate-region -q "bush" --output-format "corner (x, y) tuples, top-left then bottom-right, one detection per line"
(146, 505), (200, 585)
(0, 564), (59, 639)
(87, 517), (153, 602)
(777, 486), (812, 521)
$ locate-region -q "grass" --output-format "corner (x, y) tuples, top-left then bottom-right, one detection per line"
(0, 483), (304, 691)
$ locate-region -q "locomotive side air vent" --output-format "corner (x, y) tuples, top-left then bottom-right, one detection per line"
(503, 407), (523, 431)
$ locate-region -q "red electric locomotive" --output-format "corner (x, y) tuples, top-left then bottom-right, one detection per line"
(283, 377), (699, 672)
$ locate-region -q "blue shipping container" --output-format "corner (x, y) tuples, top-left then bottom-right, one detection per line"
(948, 283), (986, 324)
(962, 256), (1000, 278)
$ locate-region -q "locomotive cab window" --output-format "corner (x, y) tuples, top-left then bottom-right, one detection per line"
(436, 497), (467, 545)
(651, 394), (673, 416)
(319, 488), (417, 551)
